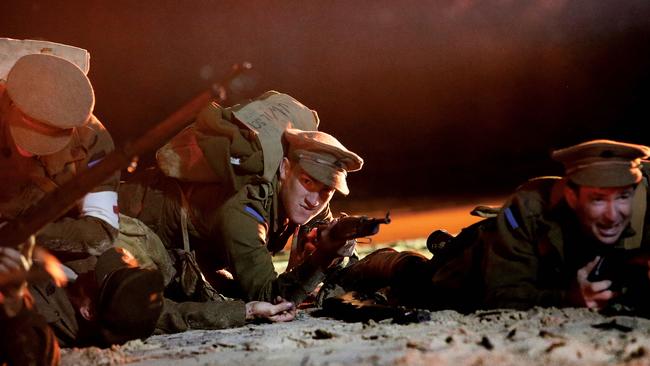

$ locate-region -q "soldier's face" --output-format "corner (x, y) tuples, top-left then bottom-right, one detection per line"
(279, 158), (335, 225)
(566, 185), (635, 245)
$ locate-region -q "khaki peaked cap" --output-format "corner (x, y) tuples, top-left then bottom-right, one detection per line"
(552, 139), (650, 187)
(6, 53), (94, 155)
(284, 128), (363, 195)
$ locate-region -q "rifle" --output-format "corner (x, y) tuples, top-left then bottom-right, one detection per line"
(323, 212), (391, 242)
(318, 290), (430, 324)
(286, 212), (391, 273)
(0, 62), (252, 249)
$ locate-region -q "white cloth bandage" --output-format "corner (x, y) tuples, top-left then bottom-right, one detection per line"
(81, 191), (119, 229)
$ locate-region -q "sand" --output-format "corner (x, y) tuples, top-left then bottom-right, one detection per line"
(61, 307), (650, 366)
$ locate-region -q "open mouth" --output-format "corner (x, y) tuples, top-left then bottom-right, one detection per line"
(596, 224), (621, 237)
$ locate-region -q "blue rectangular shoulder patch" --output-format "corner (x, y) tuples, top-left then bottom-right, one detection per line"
(504, 207), (519, 230)
(88, 151), (106, 168)
(244, 205), (266, 224)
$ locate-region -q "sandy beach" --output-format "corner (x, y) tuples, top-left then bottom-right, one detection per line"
(61, 307), (650, 366)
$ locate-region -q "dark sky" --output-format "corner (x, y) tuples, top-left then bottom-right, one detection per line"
(2, 0), (649, 203)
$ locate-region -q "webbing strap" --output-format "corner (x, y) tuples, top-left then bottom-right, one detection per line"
(178, 187), (191, 252)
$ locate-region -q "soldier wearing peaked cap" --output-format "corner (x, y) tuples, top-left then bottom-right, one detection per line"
(0, 40), (166, 356)
(0, 52), (120, 262)
(21, 247), (165, 348)
(477, 139), (650, 312)
(118, 91), (364, 332)
(284, 128), (363, 196)
(319, 139), (650, 317)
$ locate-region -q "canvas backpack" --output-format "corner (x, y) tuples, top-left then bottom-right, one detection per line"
(156, 90), (320, 190)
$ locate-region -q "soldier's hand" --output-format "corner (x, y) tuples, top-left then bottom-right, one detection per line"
(245, 299), (296, 322)
(573, 256), (617, 309)
(313, 219), (352, 257)
(337, 239), (356, 257)
(274, 296), (297, 320)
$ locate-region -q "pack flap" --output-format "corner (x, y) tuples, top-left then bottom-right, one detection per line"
(156, 125), (221, 182)
(232, 91), (319, 181)
(0, 38), (90, 80)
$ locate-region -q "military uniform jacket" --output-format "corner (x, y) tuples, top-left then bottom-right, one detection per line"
(28, 280), (82, 348)
(2, 276), (99, 349)
(204, 175), (331, 303)
(120, 167), (331, 305)
(423, 174), (650, 312)
(0, 115), (119, 259)
(119, 101), (331, 302)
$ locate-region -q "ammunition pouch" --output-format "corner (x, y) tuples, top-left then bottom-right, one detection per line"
(116, 211), (224, 302)
(115, 214), (176, 286)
